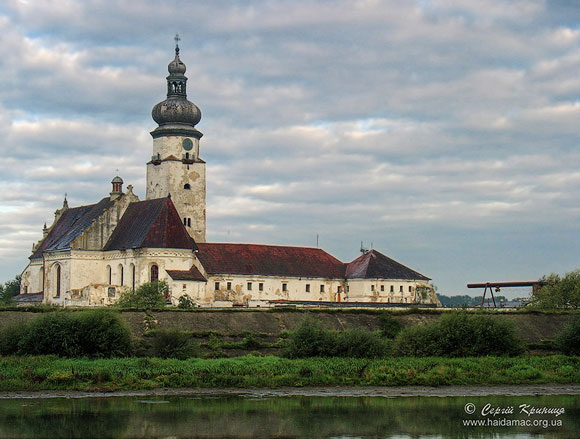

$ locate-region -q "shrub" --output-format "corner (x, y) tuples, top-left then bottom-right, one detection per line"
(117, 281), (168, 309)
(16, 311), (132, 357)
(555, 316), (580, 355)
(393, 312), (523, 357)
(283, 317), (388, 358)
(149, 328), (198, 359)
(378, 313), (403, 338)
(177, 295), (195, 309)
(0, 321), (28, 355)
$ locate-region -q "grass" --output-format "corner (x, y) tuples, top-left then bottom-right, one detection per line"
(0, 355), (578, 391)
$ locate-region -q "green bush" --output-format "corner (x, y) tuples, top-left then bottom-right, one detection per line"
(16, 311), (132, 358)
(283, 317), (388, 358)
(378, 313), (403, 338)
(117, 281), (168, 309)
(177, 295), (195, 309)
(0, 321), (28, 355)
(555, 316), (580, 355)
(149, 328), (198, 359)
(393, 312), (523, 357)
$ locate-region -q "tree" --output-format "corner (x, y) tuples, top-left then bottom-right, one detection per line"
(0, 275), (21, 303)
(116, 281), (169, 308)
(531, 270), (580, 309)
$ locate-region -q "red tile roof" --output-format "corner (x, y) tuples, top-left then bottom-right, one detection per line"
(346, 249), (430, 281)
(167, 265), (207, 281)
(196, 243), (346, 278)
(31, 198), (114, 259)
(104, 197), (196, 251)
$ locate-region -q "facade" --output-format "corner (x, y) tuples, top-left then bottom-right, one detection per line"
(17, 42), (439, 308)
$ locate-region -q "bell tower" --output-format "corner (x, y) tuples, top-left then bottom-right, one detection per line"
(147, 35), (206, 242)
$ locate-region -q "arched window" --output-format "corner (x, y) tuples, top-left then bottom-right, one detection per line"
(150, 264), (159, 282)
(130, 264), (136, 291)
(184, 184), (191, 190)
(118, 264), (124, 286)
(55, 264), (61, 298)
(106, 265), (112, 285)
(187, 218), (191, 227)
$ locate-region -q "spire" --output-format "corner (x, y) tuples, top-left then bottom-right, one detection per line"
(151, 36), (202, 138)
(63, 194), (69, 210)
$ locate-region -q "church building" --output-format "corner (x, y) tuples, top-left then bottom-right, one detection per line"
(17, 42), (439, 308)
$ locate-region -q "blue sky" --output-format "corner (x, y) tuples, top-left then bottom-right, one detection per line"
(1, 0), (579, 298)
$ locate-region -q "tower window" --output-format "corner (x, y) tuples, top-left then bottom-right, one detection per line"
(184, 218), (187, 226)
(187, 218), (191, 227)
(184, 184), (191, 190)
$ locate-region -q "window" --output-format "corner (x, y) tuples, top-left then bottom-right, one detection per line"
(305, 284), (310, 293)
(371, 285), (375, 292)
(227, 281), (232, 290)
(187, 218), (191, 227)
(409, 286), (413, 292)
(184, 184), (191, 190)
(259, 283), (264, 291)
(184, 218), (187, 226)
(130, 264), (136, 291)
(320, 285), (325, 293)
(119, 264), (124, 286)
(390, 285), (394, 293)
(282, 283), (287, 292)
(247, 282), (252, 291)
(381, 285), (384, 292)
(337, 286), (342, 293)
(346, 285), (350, 293)
(399, 285), (403, 293)
(55, 265), (61, 298)
(108, 287), (116, 298)
(150, 264), (159, 282)
(106, 265), (112, 285)
(215, 282), (220, 290)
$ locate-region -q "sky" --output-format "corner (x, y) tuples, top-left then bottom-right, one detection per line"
(1, 0), (579, 298)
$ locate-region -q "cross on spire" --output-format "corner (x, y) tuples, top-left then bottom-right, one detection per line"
(174, 33), (181, 56)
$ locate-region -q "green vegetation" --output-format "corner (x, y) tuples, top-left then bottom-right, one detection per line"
(282, 317), (388, 358)
(532, 270), (580, 309)
(146, 328), (199, 359)
(177, 294), (195, 309)
(378, 313), (403, 338)
(0, 310), (131, 357)
(0, 275), (20, 304)
(556, 315), (580, 355)
(116, 281), (168, 309)
(393, 312), (524, 357)
(0, 355), (578, 391)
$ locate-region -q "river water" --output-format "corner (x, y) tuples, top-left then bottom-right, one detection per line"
(0, 387), (578, 438)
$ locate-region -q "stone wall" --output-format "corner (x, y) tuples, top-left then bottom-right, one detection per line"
(0, 310), (575, 343)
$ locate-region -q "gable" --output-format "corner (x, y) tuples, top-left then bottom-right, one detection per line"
(196, 243), (346, 278)
(104, 197), (196, 251)
(31, 197), (113, 259)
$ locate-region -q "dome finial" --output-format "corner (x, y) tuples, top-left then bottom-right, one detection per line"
(174, 33), (181, 57)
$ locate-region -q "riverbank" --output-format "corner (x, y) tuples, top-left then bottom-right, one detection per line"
(1, 355), (579, 392)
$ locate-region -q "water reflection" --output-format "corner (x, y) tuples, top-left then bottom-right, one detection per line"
(0, 393), (578, 438)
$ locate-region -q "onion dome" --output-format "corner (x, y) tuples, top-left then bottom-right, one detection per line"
(151, 35), (202, 139)
(111, 176), (123, 184)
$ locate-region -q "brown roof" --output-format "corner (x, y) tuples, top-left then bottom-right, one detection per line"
(31, 198), (113, 259)
(166, 265), (207, 281)
(346, 249), (430, 281)
(104, 197), (196, 251)
(196, 243), (346, 278)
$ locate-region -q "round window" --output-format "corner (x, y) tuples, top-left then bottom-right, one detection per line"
(182, 138), (193, 151)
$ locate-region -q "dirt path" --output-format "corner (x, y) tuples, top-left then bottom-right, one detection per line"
(2, 384), (580, 400)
